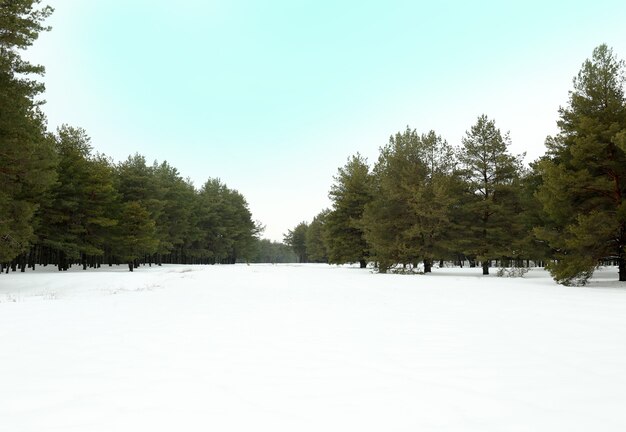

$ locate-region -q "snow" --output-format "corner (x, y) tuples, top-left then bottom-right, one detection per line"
(1, 264), (626, 431)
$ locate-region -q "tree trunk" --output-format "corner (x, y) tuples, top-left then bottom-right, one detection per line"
(359, 259), (367, 268)
(617, 223), (626, 282)
(423, 259), (432, 273)
(19, 254), (26, 272)
(128, 262), (134, 272)
(28, 247), (35, 270)
(482, 260), (489, 275)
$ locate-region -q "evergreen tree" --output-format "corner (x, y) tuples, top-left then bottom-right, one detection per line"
(251, 239), (297, 263)
(456, 115), (525, 275)
(284, 222), (308, 263)
(114, 201), (158, 271)
(115, 154), (164, 263)
(325, 154), (372, 268)
(404, 131), (457, 272)
(362, 128), (435, 272)
(0, 0), (56, 266)
(535, 45), (626, 284)
(362, 129), (419, 272)
(151, 161), (196, 264)
(361, 129), (459, 273)
(515, 162), (552, 266)
(196, 178), (260, 264)
(306, 209), (329, 263)
(36, 126), (117, 269)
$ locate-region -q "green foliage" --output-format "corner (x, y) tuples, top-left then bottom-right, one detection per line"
(284, 222), (308, 263)
(362, 128), (423, 271)
(151, 161), (197, 257)
(325, 154), (372, 266)
(536, 44), (626, 283)
(196, 178), (260, 264)
(0, 0), (53, 91)
(0, 0), (56, 263)
(250, 239), (297, 263)
(456, 115), (525, 274)
(37, 126), (118, 260)
(515, 162), (552, 262)
(403, 131), (457, 270)
(4, 3), (626, 286)
(113, 201), (158, 263)
(361, 128), (458, 272)
(0, 1), (53, 49)
(306, 210), (329, 263)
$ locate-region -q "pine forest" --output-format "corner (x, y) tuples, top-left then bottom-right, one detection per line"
(3, 2), (626, 286)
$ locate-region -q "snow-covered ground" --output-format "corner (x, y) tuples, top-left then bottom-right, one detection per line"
(1, 264), (626, 431)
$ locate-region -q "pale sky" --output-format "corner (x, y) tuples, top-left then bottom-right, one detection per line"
(24, 0), (626, 241)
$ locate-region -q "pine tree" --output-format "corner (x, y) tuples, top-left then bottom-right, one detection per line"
(0, 0), (56, 266)
(114, 201), (158, 271)
(535, 45), (626, 284)
(306, 209), (329, 263)
(325, 154), (372, 268)
(195, 178), (260, 264)
(151, 161), (196, 264)
(36, 126), (117, 269)
(515, 162), (552, 266)
(284, 222), (308, 263)
(456, 115), (525, 275)
(404, 131), (457, 272)
(251, 239), (297, 263)
(362, 128), (423, 272)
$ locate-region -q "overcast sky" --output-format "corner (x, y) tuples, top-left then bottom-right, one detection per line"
(25, 0), (626, 241)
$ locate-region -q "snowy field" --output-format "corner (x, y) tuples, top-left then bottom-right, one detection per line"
(1, 264), (626, 431)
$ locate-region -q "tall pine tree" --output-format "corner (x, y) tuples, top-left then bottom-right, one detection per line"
(362, 128), (425, 272)
(0, 0), (56, 266)
(535, 45), (626, 284)
(325, 154), (372, 268)
(457, 115), (524, 275)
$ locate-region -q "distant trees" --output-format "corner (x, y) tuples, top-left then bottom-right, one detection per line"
(250, 239), (297, 264)
(196, 178), (261, 264)
(284, 222), (308, 263)
(0, 2), (273, 273)
(21, 128), (262, 271)
(305, 210), (329, 263)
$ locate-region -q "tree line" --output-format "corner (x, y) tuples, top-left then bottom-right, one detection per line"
(1, 1), (261, 272)
(285, 44), (626, 286)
